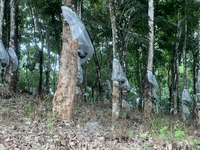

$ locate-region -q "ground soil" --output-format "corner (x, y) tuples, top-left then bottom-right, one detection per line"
(0, 93), (199, 150)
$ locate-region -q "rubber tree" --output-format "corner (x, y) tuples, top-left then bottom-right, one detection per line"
(52, 0), (78, 120)
(4, 0), (16, 90)
(144, 0), (154, 115)
(108, 0), (120, 121)
(197, 1), (200, 124)
(175, 14), (182, 114)
(0, 0), (5, 40)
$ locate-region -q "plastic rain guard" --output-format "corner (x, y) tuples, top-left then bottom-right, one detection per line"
(182, 89), (191, 101)
(77, 58), (83, 84)
(111, 59), (126, 82)
(0, 39), (9, 69)
(106, 80), (112, 95)
(62, 6), (94, 64)
(121, 77), (130, 91)
(147, 70), (158, 99)
(8, 46), (18, 71)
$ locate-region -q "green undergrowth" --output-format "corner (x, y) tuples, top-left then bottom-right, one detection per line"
(135, 116), (200, 149)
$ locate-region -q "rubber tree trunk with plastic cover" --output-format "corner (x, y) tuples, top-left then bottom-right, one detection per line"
(52, 0), (78, 120)
(144, 0), (154, 115)
(197, 5), (200, 124)
(182, 6), (188, 121)
(109, 0), (120, 121)
(175, 15), (182, 114)
(4, 0), (16, 90)
(121, 17), (132, 110)
(0, 0), (5, 84)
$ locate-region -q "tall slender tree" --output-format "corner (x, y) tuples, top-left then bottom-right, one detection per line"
(0, 0), (5, 40)
(52, 0), (78, 120)
(197, 2), (200, 124)
(109, 0), (120, 121)
(144, 0), (154, 115)
(4, 0), (16, 91)
(175, 15), (182, 114)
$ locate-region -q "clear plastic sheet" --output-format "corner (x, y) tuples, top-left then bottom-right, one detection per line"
(194, 94), (197, 102)
(62, 6), (94, 64)
(182, 104), (190, 121)
(182, 89), (191, 101)
(106, 80), (112, 95)
(196, 80), (200, 91)
(0, 39), (9, 69)
(61, 6), (84, 41)
(77, 29), (94, 64)
(121, 77), (130, 91)
(122, 99), (130, 111)
(111, 59), (126, 82)
(77, 58), (83, 84)
(8, 44), (18, 71)
(147, 70), (158, 99)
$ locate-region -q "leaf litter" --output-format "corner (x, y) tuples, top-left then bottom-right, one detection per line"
(0, 93), (199, 150)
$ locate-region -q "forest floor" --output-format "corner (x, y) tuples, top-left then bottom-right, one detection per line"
(0, 93), (200, 150)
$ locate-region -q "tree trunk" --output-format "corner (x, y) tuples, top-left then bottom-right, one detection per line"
(175, 15), (182, 114)
(197, 5), (200, 124)
(144, 0), (154, 115)
(183, 8), (187, 90)
(0, 0), (5, 84)
(170, 50), (175, 115)
(84, 61), (87, 102)
(53, 55), (57, 94)
(46, 30), (50, 94)
(105, 37), (111, 101)
(109, 0), (120, 121)
(11, 0), (20, 92)
(193, 52), (197, 119)
(121, 17), (132, 110)
(34, 8), (44, 95)
(138, 49), (143, 111)
(182, 6), (188, 121)
(4, 0), (16, 91)
(0, 0), (5, 39)
(52, 0), (78, 120)
(93, 46), (103, 102)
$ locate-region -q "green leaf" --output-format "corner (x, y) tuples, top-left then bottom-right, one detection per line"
(129, 130), (134, 137)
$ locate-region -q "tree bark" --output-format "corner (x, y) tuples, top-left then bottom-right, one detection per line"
(34, 8), (44, 95)
(170, 50), (175, 115)
(109, 0), (120, 121)
(52, 0), (78, 120)
(0, 0), (5, 39)
(183, 7), (187, 90)
(138, 49), (143, 111)
(11, 0), (20, 92)
(197, 5), (200, 124)
(105, 37), (111, 101)
(121, 17), (132, 108)
(46, 30), (50, 94)
(92, 47), (103, 102)
(175, 15), (182, 114)
(84, 61), (87, 102)
(144, 0), (154, 115)
(4, 0), (16, 91)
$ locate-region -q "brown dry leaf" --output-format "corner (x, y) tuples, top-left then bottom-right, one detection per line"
(11, 143), (17, 149)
